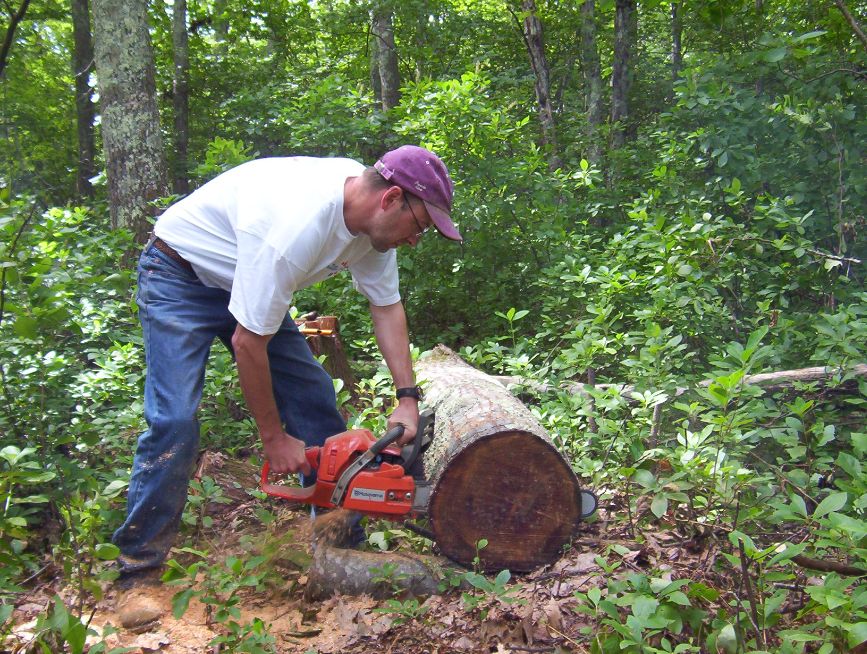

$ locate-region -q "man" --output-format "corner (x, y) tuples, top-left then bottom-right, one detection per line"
(113, 145), (460, 627)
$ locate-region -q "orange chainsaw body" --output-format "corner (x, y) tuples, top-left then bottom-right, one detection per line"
(260, 428), (418, 519)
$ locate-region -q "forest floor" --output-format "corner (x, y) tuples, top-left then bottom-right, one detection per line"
(6, 455), (735, 654)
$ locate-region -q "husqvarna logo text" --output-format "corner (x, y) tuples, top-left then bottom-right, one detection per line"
(351, 488), (385, 502)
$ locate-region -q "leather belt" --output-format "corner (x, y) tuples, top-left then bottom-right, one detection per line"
(151, 236), (194, 273)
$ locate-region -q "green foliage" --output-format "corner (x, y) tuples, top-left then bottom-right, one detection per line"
(573, 573), (707, 654)
(372, 597), (429, 626)
(2, 1), (865, 649)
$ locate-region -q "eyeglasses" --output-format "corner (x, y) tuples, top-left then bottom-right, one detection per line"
(405, 199), (431, 237)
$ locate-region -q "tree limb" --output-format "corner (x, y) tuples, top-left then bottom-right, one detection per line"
(834, 0), (867, 55)
(0, 0), (30, 79)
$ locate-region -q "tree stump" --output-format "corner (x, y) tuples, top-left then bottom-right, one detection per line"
(416, 345), (584, 571)
(296, 314), (357, 403)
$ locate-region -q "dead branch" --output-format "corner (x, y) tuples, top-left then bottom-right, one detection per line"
(791, 554), (867, 577)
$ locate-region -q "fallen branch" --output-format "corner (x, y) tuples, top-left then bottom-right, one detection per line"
(791, 554), (867, 577)
(494, 363), (867, 399)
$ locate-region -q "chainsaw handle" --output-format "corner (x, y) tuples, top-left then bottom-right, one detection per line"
(369, 425), (405, 456)
(401, 408), (433, 471)
(260, 446), (320, 488)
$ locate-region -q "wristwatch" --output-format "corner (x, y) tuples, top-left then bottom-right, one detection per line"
(395, 385), (423, 401)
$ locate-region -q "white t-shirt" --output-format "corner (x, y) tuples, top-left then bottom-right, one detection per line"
(153, 157), (400, 335)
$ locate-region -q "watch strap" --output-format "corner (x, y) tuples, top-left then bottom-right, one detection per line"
(395, 385), (422, 401)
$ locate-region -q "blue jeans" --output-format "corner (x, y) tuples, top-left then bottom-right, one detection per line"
(112, 244), (347, 575)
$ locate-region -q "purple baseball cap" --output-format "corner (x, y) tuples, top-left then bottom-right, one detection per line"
(374, 145), (462, 241)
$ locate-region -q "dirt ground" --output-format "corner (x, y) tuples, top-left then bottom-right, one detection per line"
(6, 462), (716, 654)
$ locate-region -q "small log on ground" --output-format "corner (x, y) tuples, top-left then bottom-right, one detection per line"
(304, 510), (444, 601)
(416, 345), (584, 572)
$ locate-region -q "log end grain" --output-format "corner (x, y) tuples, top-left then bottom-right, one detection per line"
(429, 430), (582, 572)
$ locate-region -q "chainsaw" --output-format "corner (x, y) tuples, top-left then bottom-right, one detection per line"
(259, 410), (435, 520)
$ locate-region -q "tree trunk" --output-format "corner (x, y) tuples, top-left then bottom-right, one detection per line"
(755, 0), (764, 95)
(92, 0), (169, 244)
(580, 0), (603, 164)
(368, 21), (382, 103)
(520, 0), (561, 171)
(610, 0), (634, 148)
(416, 345), (584, 571)
(71, 0), (96, 198)
(172, 0), (190, 195)
(671, 1), (682, 86)
(371, 2), (400, 111)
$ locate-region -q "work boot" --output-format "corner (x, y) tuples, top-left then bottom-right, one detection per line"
(114, 569), (164, 629)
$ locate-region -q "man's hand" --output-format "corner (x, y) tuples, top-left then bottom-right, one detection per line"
(261, 431), (312, 476)
(389, 400), (419, 446)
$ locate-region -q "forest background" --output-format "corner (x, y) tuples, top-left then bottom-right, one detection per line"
(1, 0), (866, 652)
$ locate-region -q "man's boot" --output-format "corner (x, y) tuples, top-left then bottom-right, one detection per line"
(114, 569), (165, 629)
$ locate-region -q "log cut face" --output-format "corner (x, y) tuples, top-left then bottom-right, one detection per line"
(417, 345), (583, 571)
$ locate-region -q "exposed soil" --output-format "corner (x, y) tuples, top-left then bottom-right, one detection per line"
(5, 460), (735, 654)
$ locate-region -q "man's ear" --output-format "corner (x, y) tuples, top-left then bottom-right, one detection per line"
(380, 185), (403, 210)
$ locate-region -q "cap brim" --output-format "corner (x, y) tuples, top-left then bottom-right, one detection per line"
(424, 201), (462, 241)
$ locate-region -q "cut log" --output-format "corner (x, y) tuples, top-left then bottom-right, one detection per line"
(416, 345), (584, 572)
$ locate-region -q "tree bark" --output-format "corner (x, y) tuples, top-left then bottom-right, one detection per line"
(92, 0), (169, 244)
(70, 0), (96, 198)
(519, 0), (561, 170)
(371, 1), (400, 111)
(172, 0), (190, 195)
(580, 0), (603, 164)
(610, 0), (635, 148)
(416, 345), (585, 571)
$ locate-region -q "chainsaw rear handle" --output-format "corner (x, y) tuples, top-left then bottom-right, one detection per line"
(260, 446), (321, 488)
(369, 425), (405, 456)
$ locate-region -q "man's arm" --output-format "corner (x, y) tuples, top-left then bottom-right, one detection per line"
(369, 301), (419, 445)
(232, 324), (311, 475)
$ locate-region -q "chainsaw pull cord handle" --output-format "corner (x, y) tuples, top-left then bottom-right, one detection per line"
(368, 425), (405, 457)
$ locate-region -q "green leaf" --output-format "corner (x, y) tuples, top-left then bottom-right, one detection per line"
(631, 596), (659, 620)
(764, 47), (787, 62)
(172, 588), (195, 619)
(12, 316), (38, 339)
(813, 492), (847, 519)
(836, 452), (862, 479)
(94, 543), (120, 560)
(849, 621), (867, 648)
(767, 541), (807, 567)
(790, 494), (808, 518)
(651, 495), (669, 518)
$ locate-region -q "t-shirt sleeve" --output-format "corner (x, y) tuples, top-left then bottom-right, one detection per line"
(228, 230), (303, 335)
(349, 249), (400, 306)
